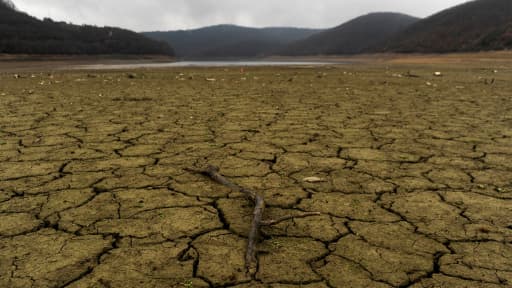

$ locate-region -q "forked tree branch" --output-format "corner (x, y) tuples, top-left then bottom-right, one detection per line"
(189, 165), (321, 274)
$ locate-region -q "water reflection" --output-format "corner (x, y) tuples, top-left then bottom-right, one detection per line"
(74, 60), (336, 70)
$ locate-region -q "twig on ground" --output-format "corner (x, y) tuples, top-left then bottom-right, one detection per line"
(188, 165), (321, 274)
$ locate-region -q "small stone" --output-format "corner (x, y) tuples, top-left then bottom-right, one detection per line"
(434, 72), (442, 76)
(302, 177), (325, 183)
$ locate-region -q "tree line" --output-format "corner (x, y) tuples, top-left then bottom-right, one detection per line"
(0, 2), (174, 55)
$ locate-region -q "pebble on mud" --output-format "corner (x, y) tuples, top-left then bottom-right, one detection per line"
(302, 177), (326, 183)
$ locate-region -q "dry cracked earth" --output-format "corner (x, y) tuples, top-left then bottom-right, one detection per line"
(0, 63), (511, 288)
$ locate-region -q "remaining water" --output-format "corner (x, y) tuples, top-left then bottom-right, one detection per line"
(74, 60), (336, 70)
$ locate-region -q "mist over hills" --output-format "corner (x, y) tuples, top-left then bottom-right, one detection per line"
(1, 0), (511, 57)
(379, 0), (512, 53)
(280, 12), (419, 56)
(144, 25), (322, 58)
(0, 0), (173, 56)
(1, 0), (14, 9)
(146, 0), (512, 58)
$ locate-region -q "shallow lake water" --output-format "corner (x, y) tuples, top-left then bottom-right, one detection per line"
(74, 60), (337, 70)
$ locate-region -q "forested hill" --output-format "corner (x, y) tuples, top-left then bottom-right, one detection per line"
(3, 0), (511, 57)
(0, 1), (174, 55)
(144, 25), (322, 58)
(379, 0), (512, 53)
(280, 13), (419, 56)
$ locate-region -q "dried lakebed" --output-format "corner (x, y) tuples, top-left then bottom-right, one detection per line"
(0, 65), (511, 287)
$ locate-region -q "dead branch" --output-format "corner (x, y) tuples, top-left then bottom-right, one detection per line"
(191, 165), (321, 274)
(246, 194), (264, 273)
(202, 165), (256, 201)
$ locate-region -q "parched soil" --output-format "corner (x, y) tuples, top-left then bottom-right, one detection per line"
(0, 63), (511, 288)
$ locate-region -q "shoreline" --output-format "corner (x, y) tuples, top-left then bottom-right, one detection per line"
(1, 51), (512, 72)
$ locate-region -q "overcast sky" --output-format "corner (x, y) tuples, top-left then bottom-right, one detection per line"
(13, 0), (470, 32)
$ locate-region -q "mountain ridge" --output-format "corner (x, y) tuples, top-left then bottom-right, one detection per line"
(2, 0), (512, 57)
(144, 25), (322, 58)
(280, 12), (419, 56)
(379, 0), (512, 53)
(0, 0), (174, 56)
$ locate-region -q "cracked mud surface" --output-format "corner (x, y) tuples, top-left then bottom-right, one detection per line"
(0, 64), (511, 287)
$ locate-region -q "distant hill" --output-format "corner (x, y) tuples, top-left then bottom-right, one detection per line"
(1, 0), (14, 9)
(380, 0), (512, 53)
(144, 25), (322, 58)
(280, 13), (419, 56)
(0, 0), (174, 56)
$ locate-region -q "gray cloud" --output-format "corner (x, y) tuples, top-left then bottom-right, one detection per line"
(13, 0), (470, 32)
